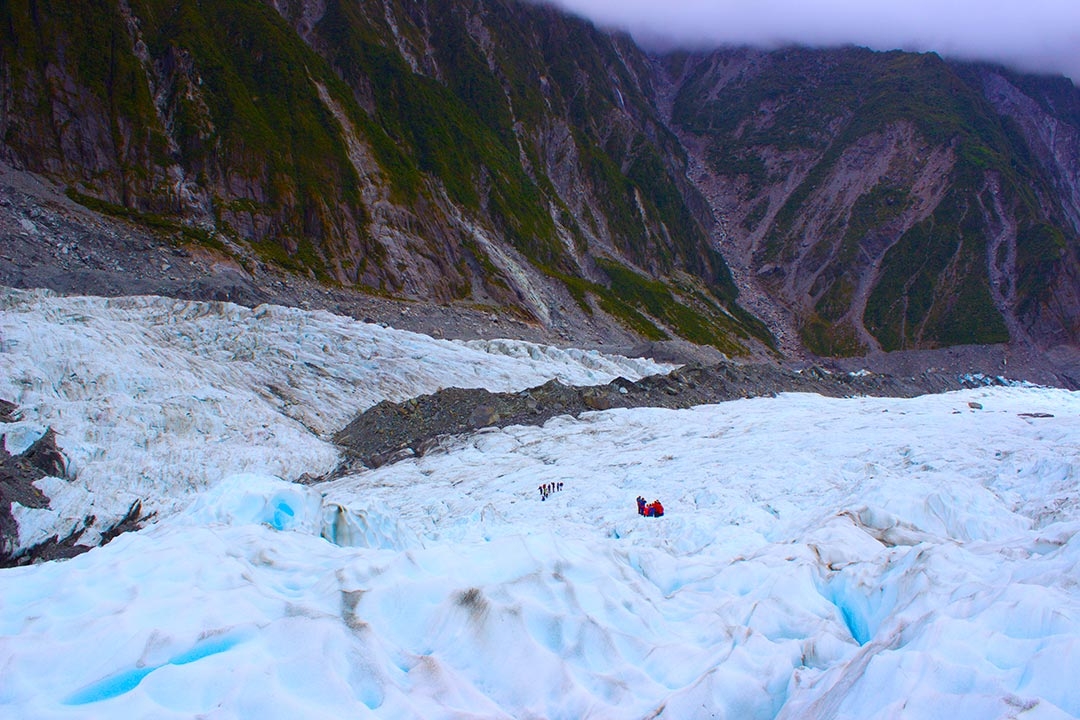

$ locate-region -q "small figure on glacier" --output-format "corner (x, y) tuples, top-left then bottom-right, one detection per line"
(636, 496), (646, 515)
(643, 499), (664, 517)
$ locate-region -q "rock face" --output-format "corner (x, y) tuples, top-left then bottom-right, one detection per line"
(665, 49), (1080, 358)
(0, 1), (1077, 360)
(0, 0), (768, 356)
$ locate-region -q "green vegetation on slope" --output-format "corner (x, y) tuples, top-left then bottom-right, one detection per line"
(316, 0), (563, 269)
(864, 189), (1009, 349)
(673, 47), (1075, 353)
(1, 0), (773, 354)
(1, 0), (168, 174)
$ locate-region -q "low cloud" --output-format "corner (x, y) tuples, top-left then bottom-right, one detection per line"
(539, 0), (1080, 82)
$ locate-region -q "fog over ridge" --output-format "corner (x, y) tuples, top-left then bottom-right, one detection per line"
(537, 0), (1079, 82)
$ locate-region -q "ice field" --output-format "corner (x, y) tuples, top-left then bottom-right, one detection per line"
(1, 289), (1079, 719)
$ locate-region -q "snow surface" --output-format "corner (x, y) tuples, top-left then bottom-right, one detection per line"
(1, 289), (1079, 719)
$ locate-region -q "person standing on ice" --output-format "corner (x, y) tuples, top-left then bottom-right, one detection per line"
(637, 496), (646, 515)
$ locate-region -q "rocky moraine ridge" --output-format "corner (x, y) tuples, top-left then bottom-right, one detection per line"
(330, 361), (1013, 473)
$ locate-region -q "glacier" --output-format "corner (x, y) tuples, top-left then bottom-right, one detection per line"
(1, 287), (1078, 719)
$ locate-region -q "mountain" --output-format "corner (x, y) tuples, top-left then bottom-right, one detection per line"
(0, 0), (769, 357)
(666, 48), (1080, 358)
(1, 0), (1077, 365)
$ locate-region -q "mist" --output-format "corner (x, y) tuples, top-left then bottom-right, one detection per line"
(539, 0), (1080, 82)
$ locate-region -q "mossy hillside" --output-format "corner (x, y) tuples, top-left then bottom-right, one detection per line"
(4, 0), (762, 344)
(544, 260), (772, 355)
(864, 189), (1009, 350)
(1015, 222), (1069, 320)
(574, 138), (759, 338)
(2, 0), (169, 179)
(132, 0), (365, 204)
(421, 0), (646, 269)
(4, 0), (401, 278)
(513, 12), (732, 290)
(538, 15), (642, 135)
(706, 141), (772, 195)
(809, 183), (911, 324)
(860, 159), (1062, 351)
(675, 48), (1017, 165)
(475, 2), (548, 131)
(316, 0), (565, 271)
(800, 315), (866, 358)
(678, 48), (1058, 259)
(955, 64), (1080, 133)
(65, 188), (227, 253)
(251, 236), (334, 283)
(596, 260), (770, 355)
(548, 270), (669, 342)
(676, 47), (1072, 352)
(624, 139), (713, 276)
(515, 6), (735, 293)
(426, 1), (517, 149)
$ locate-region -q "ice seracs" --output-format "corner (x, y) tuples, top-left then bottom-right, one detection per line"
(0, 288), (672, 554)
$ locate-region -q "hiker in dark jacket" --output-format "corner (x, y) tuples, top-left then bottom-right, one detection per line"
(636, 496), (646, 515)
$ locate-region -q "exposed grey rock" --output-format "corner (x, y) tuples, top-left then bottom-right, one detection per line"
(0, 407), (153, 567)
(332, 361), (1007, 473)
(1, 428), (67, 565)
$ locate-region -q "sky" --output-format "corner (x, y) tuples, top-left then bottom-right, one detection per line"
(1, 289), (1079, 717)
(539, 0), (1080, 82)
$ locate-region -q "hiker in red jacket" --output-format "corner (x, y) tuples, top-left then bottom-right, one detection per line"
(644, 500), (664, 517)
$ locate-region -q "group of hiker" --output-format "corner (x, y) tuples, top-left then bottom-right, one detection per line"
(533, 483), (662, 516)
(636, 496), (664, 517)
(538, 482), (564, 501)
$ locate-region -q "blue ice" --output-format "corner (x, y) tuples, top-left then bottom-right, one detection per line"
(63, 667), (155, 705)
(63, 632), (246, 705)
(836, 598), (871, 646)
(826, 575), (900, 646)
(270, 500), (296, 530)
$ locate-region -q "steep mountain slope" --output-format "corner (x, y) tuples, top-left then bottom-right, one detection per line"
(666, 48), (1080, 357)
(0, 0), (769, 355)
(1, 2), (1077, 362)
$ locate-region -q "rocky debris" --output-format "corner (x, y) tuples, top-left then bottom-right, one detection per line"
(4, 499), (155, 567)
(332, 361), (1006, 472)
(825, 343), (1080, 391)
(1, 426), (68, 565)
(0, 404), (152, 567)
(97, 500), (154, 548)
(0, 399), (17, 422)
